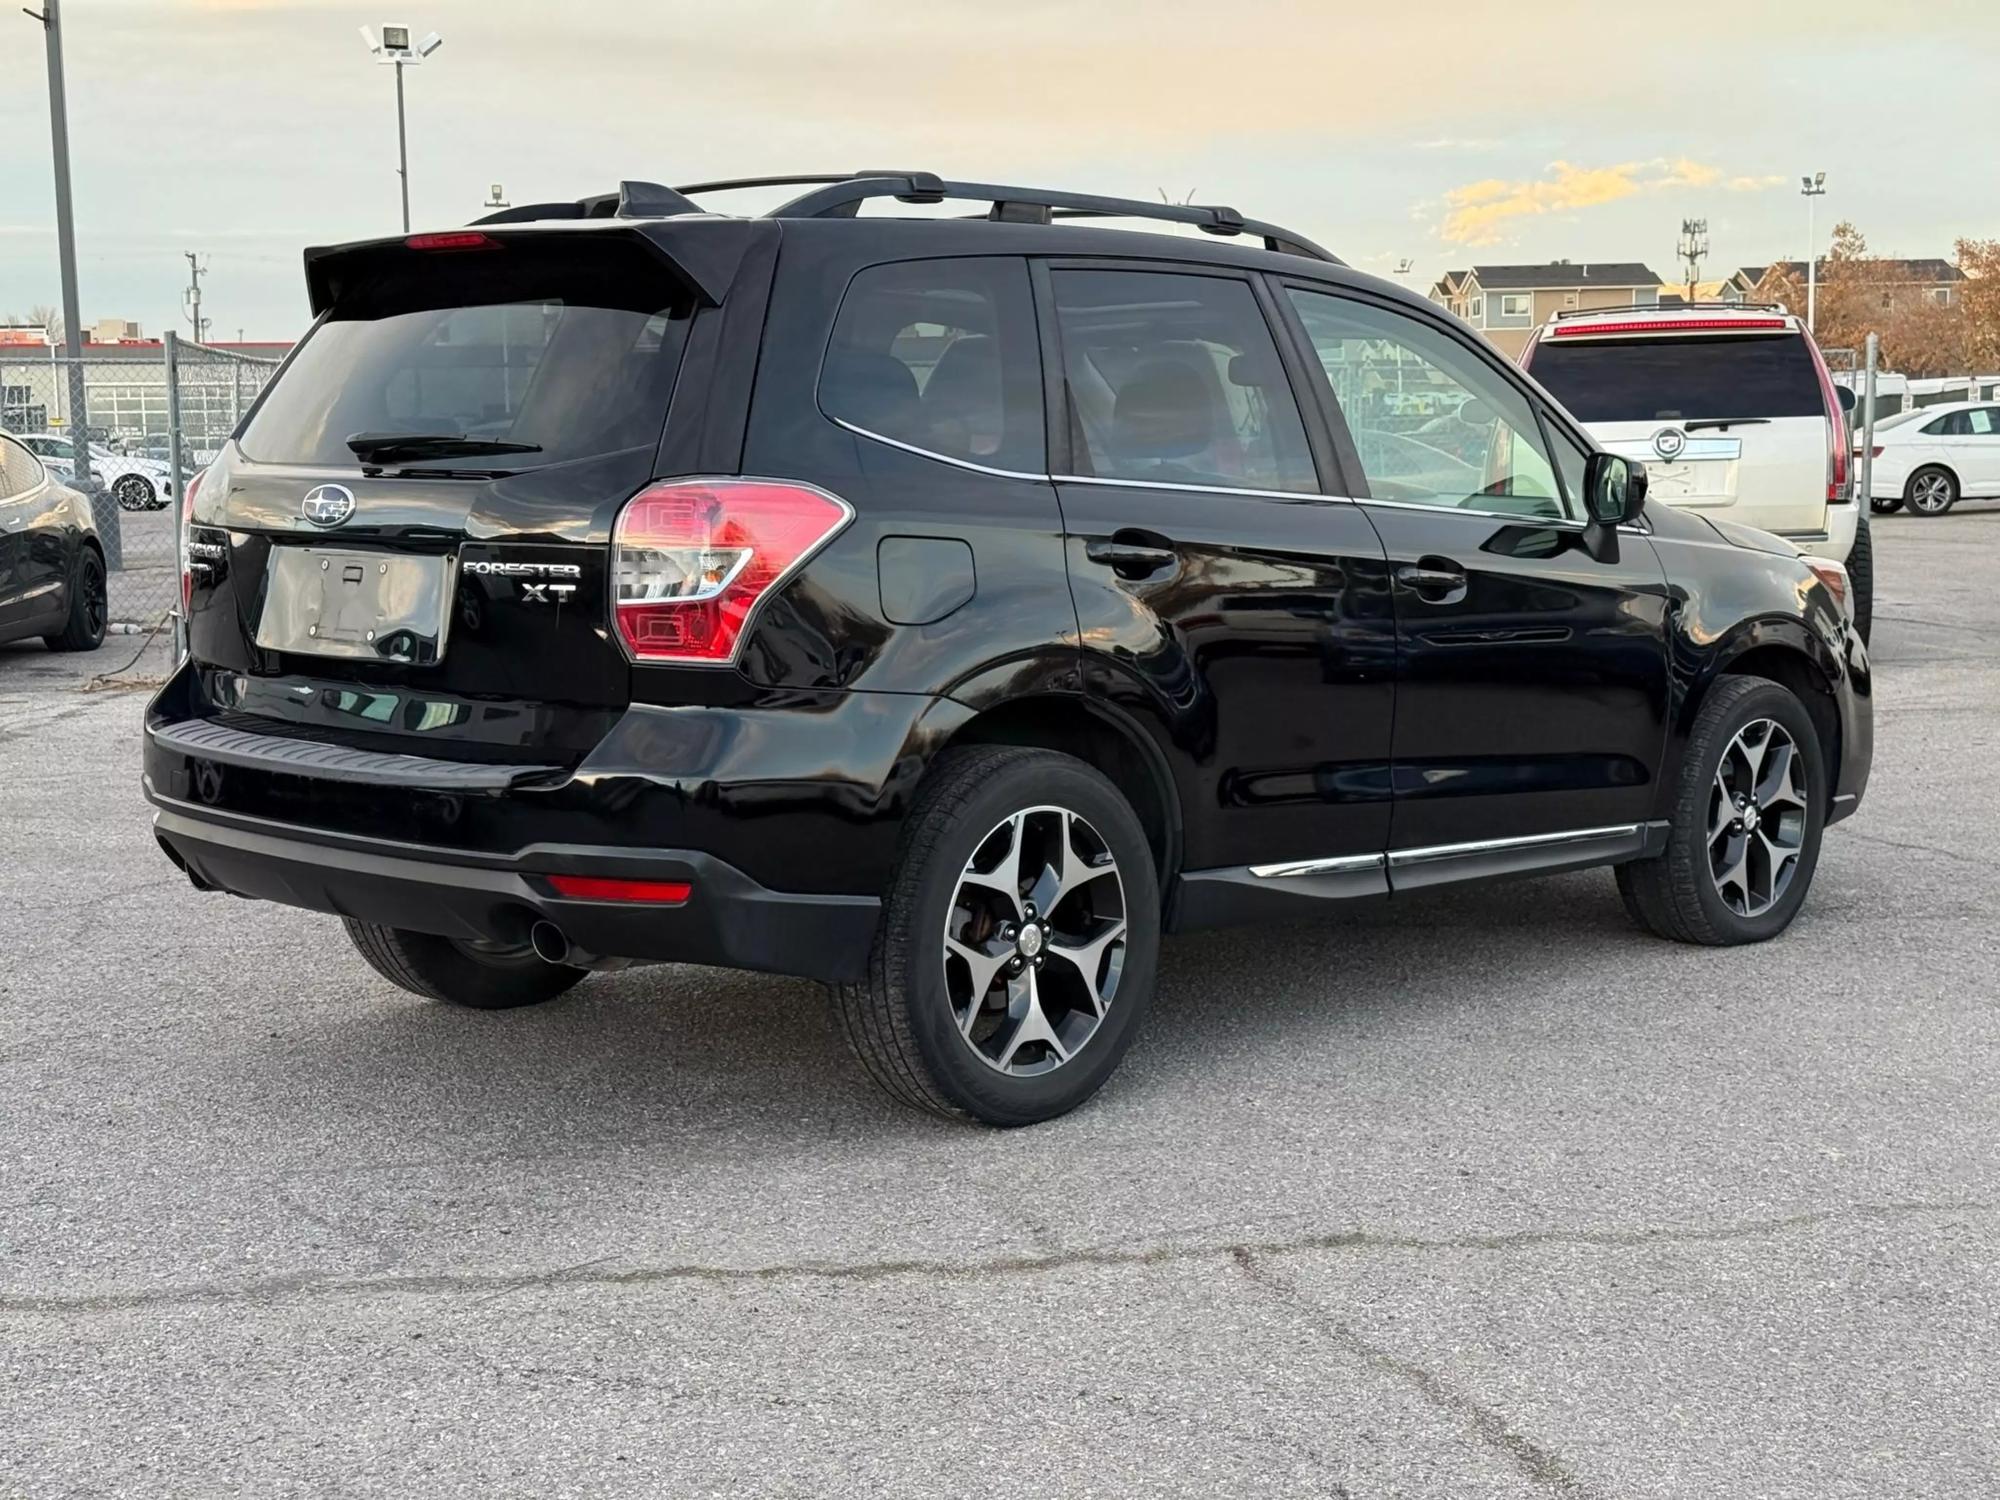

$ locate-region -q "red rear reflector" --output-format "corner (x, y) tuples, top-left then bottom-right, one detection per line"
(546, 875), (692, 905)
(612, 478), (853, 664)
(1551, 317), (1788, 336)
(405, 231), (498, 252)
(179, 467), (207, 613)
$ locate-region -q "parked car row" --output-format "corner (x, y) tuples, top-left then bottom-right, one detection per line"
(5, 432), (176, 511)
(0, 430), (108, 652)
(140, 174), (1870, 1125)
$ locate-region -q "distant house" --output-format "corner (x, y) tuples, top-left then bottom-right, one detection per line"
(1428, 261), (1664, 357)
(1728, 258), (1966, 313)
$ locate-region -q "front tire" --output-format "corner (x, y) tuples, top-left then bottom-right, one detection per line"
(832, 746), (1160, 1126)
(43, 544), (107, 653)
(114, 474), (156, 511)
(1905, 465), (1957, 517)
(343, 919), (588, 1009)
(1617, 675), (1827, 946)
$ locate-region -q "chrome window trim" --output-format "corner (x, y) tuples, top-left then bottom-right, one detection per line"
(1357, 495), (1585, 530)
(1252, 824), (1644, 880)
(1053, 473), (1349, 504)
(829, 418), (1048, 482)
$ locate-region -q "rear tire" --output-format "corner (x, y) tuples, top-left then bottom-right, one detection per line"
(1905, 465), (1957, 517)
(831, 746), (1160, 1127)
(1869, 495), (1903, 515)
(43, 544), (107, 653)
(1617, 675), (1826, 946)
(1845, 512), (1873, 645)
(114, 474), (155, 511)
(343, 919), (588, 1009)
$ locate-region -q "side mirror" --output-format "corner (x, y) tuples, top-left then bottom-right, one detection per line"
(1584, 452), (1647, 526)
(1835, 385), (1857, 413)
(1456, 398), (1493, 427)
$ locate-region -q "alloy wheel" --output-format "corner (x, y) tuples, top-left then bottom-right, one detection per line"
(1708, 718), (1809, 918)
(115, 475), (153, 510)
(1909, 472), (1953, 514)
(942, 805), (1128, 1076)
(81, 552), (107, 638)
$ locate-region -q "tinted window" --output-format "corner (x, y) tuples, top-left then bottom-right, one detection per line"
(1050, 270), (1316, 494)
(1529, 334), (1824, 422)
(820, 258), (1044, 473)
(0, 433), (43, 500)
(240, 238), (690, 470)
(1287, 287), (1569, 520)
(1925, 411), (1968, 436)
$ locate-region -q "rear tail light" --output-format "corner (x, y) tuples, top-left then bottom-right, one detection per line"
(1802, 336), (1850, 503)
(545, 874), (692, 905)
(178, 466), (206, 612)
(611, 478), (853, 664)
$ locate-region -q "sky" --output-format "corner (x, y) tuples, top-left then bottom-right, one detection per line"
(2, 0), (1993, 340)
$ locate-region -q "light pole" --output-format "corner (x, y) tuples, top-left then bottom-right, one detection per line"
(22, 0), (93, 487)
(360, 24), (443, 232)
(1800, 172), (1827, 333)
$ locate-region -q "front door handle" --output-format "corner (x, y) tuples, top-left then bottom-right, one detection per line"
(1087, 535), (1178, 579)
(1395, 563), (1467, 595)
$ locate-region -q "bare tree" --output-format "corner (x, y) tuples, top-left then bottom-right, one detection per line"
(26, 303), (63, 342)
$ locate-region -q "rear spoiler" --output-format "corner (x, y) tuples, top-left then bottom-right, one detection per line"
(301, 217), (767, 314)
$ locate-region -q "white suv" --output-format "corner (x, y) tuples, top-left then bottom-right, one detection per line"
(1521, 304), (1868, 638)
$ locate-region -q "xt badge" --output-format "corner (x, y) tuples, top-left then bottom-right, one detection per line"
(464, 558), (580, 604)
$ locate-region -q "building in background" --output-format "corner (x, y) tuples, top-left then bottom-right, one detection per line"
(1, 338), (294, 448)
(1726, 259), (1966, 312)
(1427, 262), (1663, 357)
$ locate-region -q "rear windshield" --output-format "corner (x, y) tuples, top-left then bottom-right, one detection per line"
(1531, 334), (1824, 423)
(241, 238), (691, 469)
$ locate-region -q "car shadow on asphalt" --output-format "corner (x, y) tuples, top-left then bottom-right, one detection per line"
(272, 869), (1665, 1146)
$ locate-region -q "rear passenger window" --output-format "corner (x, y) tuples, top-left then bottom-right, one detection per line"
(0, 433), (43, 500)
(1050, 269), (1318, 494)
(819, 258), (1044, 473)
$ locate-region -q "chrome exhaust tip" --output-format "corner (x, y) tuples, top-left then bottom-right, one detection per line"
(528, 920), (571, 966)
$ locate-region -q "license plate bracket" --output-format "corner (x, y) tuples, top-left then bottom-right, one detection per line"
(255, 547), (458, 665)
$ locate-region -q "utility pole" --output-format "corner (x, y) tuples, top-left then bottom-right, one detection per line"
(24, 0), (93, 484)
(1801, 172), (1827, 332)
(182, 252), (210, 344)
(1678, 218), (1709, 304)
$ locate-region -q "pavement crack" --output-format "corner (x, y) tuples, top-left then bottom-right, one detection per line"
(0, 1198), (1985, 1319)
(1231, 1247), (1603, 1498)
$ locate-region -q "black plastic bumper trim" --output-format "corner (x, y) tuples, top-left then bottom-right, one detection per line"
(152, 717), (561, 791)
(151, 802), (879, 984)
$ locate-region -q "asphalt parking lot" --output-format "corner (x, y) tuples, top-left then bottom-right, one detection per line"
(3, 511), (1997, 1499)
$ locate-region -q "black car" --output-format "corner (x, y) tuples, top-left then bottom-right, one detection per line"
(144, 174), (1872, 1126)
(0, 431), (108, 652)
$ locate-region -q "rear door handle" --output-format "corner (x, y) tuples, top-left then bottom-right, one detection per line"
(1086, 535), (1178, 579)
(1395, 564), (1466, 593)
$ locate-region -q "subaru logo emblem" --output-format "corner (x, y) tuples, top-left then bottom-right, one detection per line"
(1652, 428), (1687, 461)
(301, 483), (356, 528)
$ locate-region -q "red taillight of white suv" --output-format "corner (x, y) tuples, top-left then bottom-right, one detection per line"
(611, 478), (854, 664)
(1803, 335), (1851, 503)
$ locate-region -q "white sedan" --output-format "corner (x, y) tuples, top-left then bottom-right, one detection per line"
(1864, 401), (2000, 517)
(10, 432), (175, 511)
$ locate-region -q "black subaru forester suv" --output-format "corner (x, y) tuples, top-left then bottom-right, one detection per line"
(146, 173), (1871, 1125)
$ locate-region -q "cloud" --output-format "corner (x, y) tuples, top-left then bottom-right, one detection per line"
(1440, 158), (1771, 245)
(1727, 175), (1788, 192)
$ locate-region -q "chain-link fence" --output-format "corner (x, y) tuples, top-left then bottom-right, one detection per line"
(0, 339), (279, 631)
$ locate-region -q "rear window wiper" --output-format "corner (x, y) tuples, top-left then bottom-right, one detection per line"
(1683, 418), (1772, 433)
(346, 432), (544, 464)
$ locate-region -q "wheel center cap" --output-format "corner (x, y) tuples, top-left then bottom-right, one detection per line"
(1016, 923), (1045, 959)
(1741, 802), (1761, 834)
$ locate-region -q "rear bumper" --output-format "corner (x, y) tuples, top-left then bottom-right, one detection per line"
(1781, 503), (1858, 562)
(148, 796), (880, 984)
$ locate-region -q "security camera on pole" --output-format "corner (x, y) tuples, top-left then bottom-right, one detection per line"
(359, 23), (444, 233)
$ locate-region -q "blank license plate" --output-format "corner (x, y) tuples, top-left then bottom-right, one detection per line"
(255, 547), (458, 665)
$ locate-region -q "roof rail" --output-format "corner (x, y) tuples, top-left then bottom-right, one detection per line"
(473, 172), (1342, 265)
(1553, 300), (1788, 320)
